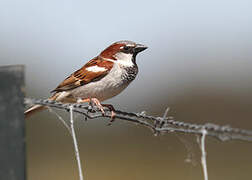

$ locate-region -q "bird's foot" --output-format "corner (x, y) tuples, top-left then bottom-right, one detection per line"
(77, 98), (95, 113)
(89, 98), (105, 115)
(102, 104), (116, 125)
(77, 98), (116, 124)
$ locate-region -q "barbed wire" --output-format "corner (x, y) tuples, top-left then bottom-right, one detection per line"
(25, 97), (252, 180)
(24, 98), (252, 142)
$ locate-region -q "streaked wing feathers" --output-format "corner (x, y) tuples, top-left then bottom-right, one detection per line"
(51, 57), (114, 92)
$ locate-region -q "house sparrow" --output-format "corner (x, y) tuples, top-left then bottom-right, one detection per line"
(25, 40), (147, 119)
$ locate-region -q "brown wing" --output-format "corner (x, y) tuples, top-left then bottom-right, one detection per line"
(51, 56), (114, 92)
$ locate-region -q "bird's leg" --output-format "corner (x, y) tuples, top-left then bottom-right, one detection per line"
(101, 104), (116, 125)
(77, 98), (90, 103)
(77, 98), (115, 122)
(90, 98), (105, 115)
(77, 98), (105, 114)
(77, 98), (94, 114)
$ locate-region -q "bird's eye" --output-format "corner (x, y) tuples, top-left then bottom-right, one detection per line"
(123, 46), (130, 51)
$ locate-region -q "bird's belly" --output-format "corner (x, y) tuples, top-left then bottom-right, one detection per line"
(71, 80), (129, 101)
(70, 65), (131, 101)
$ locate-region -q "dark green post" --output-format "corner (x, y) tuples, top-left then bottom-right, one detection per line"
(0, 65), (26, 180)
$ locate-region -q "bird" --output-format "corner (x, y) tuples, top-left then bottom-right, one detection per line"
(25, 40), (147, 119)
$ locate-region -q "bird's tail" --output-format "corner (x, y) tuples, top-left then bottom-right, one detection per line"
(24, 93), (60, 119)
(24, 104), (47, 119)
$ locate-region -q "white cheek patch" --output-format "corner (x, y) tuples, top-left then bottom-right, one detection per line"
(86, 65), (107, 72)
(113, 52), (134, 67)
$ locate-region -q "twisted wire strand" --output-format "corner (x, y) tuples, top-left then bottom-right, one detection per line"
(24, 98), (252, 142)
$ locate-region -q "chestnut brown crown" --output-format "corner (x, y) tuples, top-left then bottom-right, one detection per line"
(99, 40), (148, 60)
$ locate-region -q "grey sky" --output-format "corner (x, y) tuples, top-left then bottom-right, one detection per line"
(1, 0), (252, 106)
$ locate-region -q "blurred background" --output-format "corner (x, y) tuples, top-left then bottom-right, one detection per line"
(1, 0), (252, 179)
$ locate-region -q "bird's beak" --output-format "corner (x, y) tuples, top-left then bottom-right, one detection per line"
(134, 44), (148, 53)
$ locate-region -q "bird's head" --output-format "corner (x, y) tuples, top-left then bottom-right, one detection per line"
(99, 40), (147, 67)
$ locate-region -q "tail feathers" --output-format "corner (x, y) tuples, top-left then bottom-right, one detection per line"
(24, 105), (47, 119)
(24, 92), (70, 119)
